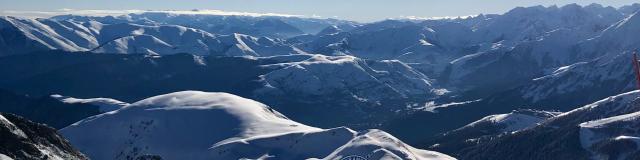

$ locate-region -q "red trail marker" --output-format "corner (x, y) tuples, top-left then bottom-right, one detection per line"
(632, 51), (640, 90)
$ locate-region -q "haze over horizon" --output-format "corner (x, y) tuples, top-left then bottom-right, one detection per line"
(1, 0), (638, 22)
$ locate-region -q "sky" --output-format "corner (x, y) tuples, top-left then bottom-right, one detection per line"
(0, 0), (638, 22)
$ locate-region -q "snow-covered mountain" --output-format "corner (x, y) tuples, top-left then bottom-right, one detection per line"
(258, 54), (442, 101)
(388, 8), (640, 142)
(425, 109), (560, 156)
(60, 91), (454, 160)
(299, 21), (474, 76)
(478, 11), (640, 109)
(469, 4), (623, 45)
(444, 5), (635, 98)
(253, 54), (447, 128)
(0, 16), (305, 56)
(0, 113), (87, 160)
(444, 90), (640, 159)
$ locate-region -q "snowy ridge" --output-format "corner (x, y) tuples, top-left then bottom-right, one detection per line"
(577, 92), (640, 159)
(426, 109), (560, 156)
(50, 94), (129, 112)
(60, 91), (454, 160)
(551, 90), (640, 122)
(464, 109), (560, 133)
(452, 91), (640, 159)
(574, 91), (640, 159)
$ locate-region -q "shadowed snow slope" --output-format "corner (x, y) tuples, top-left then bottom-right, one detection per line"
(60, 91), (454, 160)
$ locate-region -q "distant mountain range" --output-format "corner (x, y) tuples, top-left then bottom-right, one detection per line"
(1, 3), (640, 160)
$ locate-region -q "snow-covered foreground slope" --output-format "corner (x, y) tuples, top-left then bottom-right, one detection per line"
(60, 91), (454, 160)
(0, 113), (87, 160)
(441, 90), (640, 159)
(50, 94), (129, 112)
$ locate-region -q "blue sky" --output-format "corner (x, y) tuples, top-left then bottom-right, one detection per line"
(1, 0), (638, 22)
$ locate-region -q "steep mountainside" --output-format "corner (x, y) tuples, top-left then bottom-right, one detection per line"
(0, 113), (87, 159)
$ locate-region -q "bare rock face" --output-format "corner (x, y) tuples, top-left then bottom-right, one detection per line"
(0, 113), (87, 160)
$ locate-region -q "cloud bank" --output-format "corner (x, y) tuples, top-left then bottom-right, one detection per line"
(1, 8), (302, 18)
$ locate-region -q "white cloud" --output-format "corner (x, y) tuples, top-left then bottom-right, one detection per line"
(396, 15), (478, 21)
(0, 9), (302, 18)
